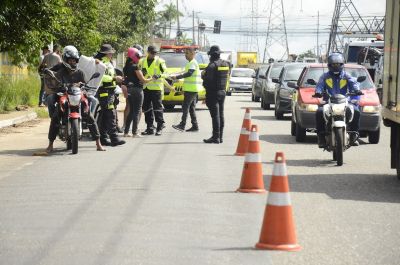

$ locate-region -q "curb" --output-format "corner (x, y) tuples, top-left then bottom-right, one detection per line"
(0, 112), (38, 129)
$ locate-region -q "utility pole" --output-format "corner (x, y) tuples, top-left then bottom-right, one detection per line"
(192, 10), (195, 45)
(197, 17), (200, 48)
(262, 0), (289, 62)
(317, 11), (320, 59)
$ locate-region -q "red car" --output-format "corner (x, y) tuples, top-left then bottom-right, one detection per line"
(290, 63), (381, 144)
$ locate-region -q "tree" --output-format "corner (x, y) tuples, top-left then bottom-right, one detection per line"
(297, 49), (317, 60)
(160, 2), (183, 39)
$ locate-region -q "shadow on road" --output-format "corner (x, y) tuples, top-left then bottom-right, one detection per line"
(263, 173), (400, 203)
(259, 134), (316, 145)
(0, 148), (68, 157)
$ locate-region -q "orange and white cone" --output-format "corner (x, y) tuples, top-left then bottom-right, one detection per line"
(255, 152), (301, 251)
(237, 125), (266, 193)
(235, 108), (252, 156)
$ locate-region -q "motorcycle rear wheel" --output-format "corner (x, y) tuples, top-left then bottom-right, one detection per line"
(334, 127), (344, 166)
(71, 119), (79, 154)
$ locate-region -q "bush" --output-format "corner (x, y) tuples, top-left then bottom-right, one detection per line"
(0, 75), (40, 112)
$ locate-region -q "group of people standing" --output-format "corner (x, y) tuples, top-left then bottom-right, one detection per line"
(40, 42), (231, 153)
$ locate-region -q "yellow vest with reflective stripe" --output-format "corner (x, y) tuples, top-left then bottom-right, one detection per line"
(100, 57), (116, 89)
(183, 59), (201, 92)
(139, 56), (164, 91)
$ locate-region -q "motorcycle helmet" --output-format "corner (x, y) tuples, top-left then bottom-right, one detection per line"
(327, 53), (344, 75)
(62, 45), (80, 71)
(133, 44), (144, 54)
(127, 47), (143, 64)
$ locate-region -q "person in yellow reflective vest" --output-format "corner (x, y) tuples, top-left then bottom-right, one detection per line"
(95, 44), (125, 146)
(138, 45), (167, 136)
(170, 47), (201, 132)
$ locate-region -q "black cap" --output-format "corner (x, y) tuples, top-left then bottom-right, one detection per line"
(98, 44), (115, 54)
(207, 45), (222, 55)
(147, 45), (159, 53)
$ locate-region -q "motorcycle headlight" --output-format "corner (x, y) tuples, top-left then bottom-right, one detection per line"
(331, 103), (346, 115)
(68, 94), (81, 106)
(299, 103), (318, 112)
(362, 105), (380, 113)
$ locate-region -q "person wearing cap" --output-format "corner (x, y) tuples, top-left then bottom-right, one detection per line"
(201, 45), (231, 144)
(170, 47), (201, 132)
(138, 45), (167, 136)
(94, 44), (125, 146)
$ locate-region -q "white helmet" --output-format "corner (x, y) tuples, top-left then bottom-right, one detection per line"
(62, 45), (80, 71)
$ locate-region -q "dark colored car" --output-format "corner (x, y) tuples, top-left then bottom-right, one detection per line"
(260, 62), (285, 110)
(290, 63), (381, 143)
(273, 63), (307, 119)
(251, 65), (269, 102)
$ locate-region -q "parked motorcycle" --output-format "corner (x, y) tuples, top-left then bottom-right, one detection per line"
(44, 70), (100, 154)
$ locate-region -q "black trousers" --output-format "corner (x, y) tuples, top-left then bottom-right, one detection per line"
(124, 86), (144, 134)
(97, 89), (119, 141)
(181, 91), (198, 126)
(142, 89), (164, 130)
(206, 90), (225, 139)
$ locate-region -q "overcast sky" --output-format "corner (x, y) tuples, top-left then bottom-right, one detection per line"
(156, 0), (386, 61)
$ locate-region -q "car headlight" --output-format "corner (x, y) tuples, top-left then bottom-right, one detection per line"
(362, 105), (380, 113)
(279, 89), (292, 99)
(299, 103), (318, 112)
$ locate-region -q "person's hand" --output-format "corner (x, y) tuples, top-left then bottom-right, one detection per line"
(115, 76), (124, 84)
(152, 74), (161, 80)
(121, 84), (128, 98)
(312, 93), (322, 98)
(355, 90), (364, 96)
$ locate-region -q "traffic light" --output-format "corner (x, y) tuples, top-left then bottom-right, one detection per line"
(213, 20), (221, 34)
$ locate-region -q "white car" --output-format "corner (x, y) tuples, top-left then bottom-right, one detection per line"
(228, 68), (255, 95)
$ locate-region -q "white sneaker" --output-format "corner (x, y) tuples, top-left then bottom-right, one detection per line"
(123, 133), (132, 137)
(132, 133), (143, 138)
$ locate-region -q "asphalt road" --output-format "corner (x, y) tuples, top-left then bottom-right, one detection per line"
(0, 94), (399, 265)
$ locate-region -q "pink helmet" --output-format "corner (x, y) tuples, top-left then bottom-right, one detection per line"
(127, 47), (143, 63)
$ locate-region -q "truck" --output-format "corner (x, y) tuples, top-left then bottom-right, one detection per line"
(382, 0), (400, 179)
(236, 52), (257, 67)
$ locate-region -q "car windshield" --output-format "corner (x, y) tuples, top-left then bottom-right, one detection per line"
(301, 67), (375, 89)
(159, 53), (187, 68)
(284, 65), (306, 82)
(231, 69), (255, 77)
(195, 53), (209, 64)
(270, 65), (283, 79)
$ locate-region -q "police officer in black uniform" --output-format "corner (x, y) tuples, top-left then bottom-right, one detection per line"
(202, 45), (230, 144)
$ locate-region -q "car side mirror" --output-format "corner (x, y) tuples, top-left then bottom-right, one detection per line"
(259, 75), (266, 79)
(306, 79), (316, 85)
(272, 78), (279, 83)
(251, 74), (256, 78)
(357, 76), (366, 82)
(287, 81), (299, 89)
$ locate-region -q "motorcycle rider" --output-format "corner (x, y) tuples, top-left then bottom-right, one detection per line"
(45, 45), (105, 153)
(314, 52), (363, 148)
(94, 44), (125, 146)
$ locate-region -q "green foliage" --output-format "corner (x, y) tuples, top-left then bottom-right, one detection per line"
(0, 0), (158, 65)
(297, 49), (317, 60)
(0, 75), (40, 112)
(154, 2), (183, 39)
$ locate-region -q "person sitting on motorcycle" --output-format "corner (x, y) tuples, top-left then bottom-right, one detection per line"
(314, 52), (363, 148)
(45, 45), (105, 153)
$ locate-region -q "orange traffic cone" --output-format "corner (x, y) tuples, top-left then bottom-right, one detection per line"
(255, 152), (301, 251)
(235, 108), (252, 156)
(237, 125), (266, 193)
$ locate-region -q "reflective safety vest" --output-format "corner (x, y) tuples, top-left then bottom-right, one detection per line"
(183, 59), (202, 92)
(100, 57), (116, 89)
(139, 56), (165, 91)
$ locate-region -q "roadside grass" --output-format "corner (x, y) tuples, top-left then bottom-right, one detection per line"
(0, 75), (40, 113)
(33, 106), (49, 118)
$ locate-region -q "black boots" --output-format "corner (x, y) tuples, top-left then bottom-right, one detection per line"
(186, 125), (199, 132)
(172, 123), (185, 132)
(317, 134), (326, 148)
(203, 137), (220, 144)
(141, 128), (154, 135)
(349, 133), (359, 146)
(155, 123), (165, 136)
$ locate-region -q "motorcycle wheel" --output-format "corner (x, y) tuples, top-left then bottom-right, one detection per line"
(334, 127), (344, 166)
(71, 119), (79, 154)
